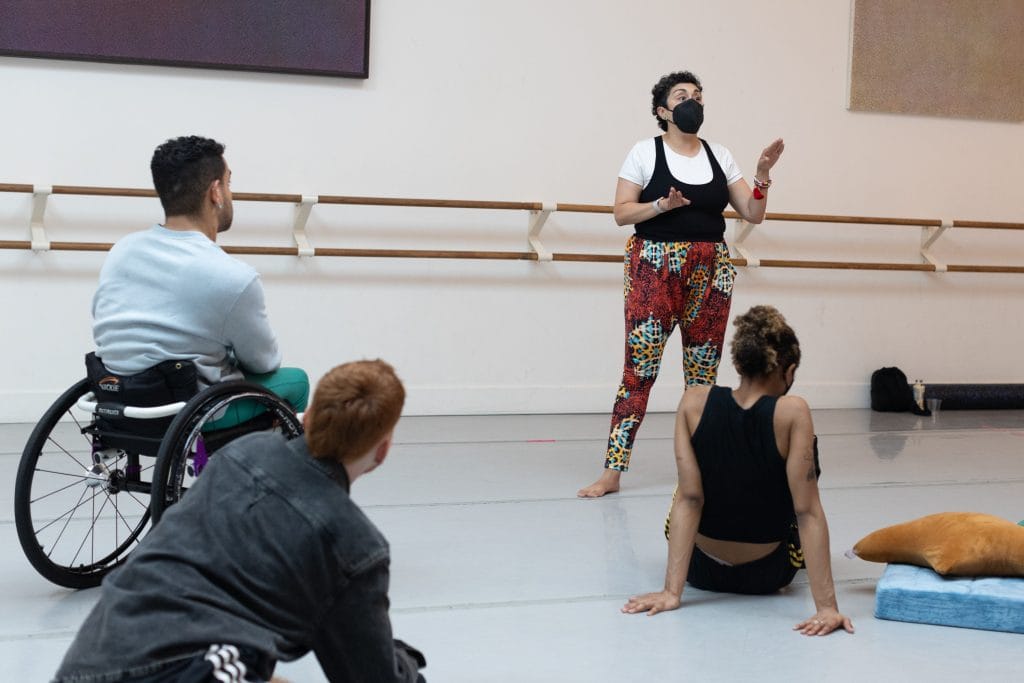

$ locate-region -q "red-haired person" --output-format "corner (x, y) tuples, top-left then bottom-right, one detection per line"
(55, 360), (427, 682)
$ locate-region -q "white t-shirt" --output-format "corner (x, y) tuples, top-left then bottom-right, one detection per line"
(618, 137), (743, 190)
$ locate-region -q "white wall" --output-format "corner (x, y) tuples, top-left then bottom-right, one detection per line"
(1, 0), (1022, 422)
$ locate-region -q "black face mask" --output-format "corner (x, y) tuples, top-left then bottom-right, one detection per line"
(671, 98), (704, 134)
(783, 368), (796, 395)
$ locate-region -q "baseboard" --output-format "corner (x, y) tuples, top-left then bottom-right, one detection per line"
(392, 381), (869, 415)
(0, 382), (871, 423)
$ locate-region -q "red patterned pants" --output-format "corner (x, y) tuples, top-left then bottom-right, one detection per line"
(604, 236), (736, 471)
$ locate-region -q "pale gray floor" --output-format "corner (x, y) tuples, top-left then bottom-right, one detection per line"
(3, 408), (1024, 682)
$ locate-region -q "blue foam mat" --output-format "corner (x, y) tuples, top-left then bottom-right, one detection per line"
(875, 564), (1024, 634)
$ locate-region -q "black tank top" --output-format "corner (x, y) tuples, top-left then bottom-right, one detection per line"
(691, 385), (794, 543)
(636, 137), (730, 242)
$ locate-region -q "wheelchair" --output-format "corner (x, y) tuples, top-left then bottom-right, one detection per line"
(14, 358), (303, 589)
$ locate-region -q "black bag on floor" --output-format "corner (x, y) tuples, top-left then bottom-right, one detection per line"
(871, 366), (928, 414)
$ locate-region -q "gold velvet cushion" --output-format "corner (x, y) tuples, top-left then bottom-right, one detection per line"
(854, 512), (1024, 577)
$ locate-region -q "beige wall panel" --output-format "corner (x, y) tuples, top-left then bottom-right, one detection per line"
(850, 0), (1024, 121)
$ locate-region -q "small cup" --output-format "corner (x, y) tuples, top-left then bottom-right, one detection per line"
(926, 398), (941, 413)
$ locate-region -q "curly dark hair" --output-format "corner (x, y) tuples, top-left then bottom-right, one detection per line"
(651, 71), (702, 131)
(730, 305), (801, 378)
(150, 135), (226, 217)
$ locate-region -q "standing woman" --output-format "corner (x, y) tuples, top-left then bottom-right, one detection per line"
(578, 71), (784, 497)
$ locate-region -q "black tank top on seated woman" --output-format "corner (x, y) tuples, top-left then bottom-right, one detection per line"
(635, 137), (730, 243)
(691, 385), (794, 543)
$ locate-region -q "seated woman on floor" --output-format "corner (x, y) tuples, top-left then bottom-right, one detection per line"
(622, 305), (854, 636)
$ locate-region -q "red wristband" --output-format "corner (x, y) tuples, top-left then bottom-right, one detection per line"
(752, 186), (765, 200)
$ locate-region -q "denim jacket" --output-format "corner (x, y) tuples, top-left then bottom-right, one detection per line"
(54, 433), (425, 682)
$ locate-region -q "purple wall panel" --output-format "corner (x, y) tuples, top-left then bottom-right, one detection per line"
(0, 1), (370, 78)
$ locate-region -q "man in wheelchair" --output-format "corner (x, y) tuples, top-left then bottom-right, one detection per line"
(55, 361), (427, 683)
(13, 135), (311, 592)
(90, 134), (308, 424)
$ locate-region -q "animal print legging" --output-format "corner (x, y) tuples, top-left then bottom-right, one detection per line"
(604, 236), (736, 472)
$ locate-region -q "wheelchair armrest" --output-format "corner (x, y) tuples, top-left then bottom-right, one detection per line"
(76, 392), (187, 419)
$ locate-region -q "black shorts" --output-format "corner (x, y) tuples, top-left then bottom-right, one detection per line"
(686, 525), (802, 595)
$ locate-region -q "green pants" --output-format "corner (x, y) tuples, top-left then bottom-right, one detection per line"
(202, 367), (309, 431)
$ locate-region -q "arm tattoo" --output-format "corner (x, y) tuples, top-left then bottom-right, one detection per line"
(804, 452), (817, 482)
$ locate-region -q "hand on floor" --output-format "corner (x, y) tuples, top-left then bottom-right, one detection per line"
(621, 590), (681, 616)
(794, 608), (854, 636)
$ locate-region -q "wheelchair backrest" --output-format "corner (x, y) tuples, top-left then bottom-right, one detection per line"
(85, 352), (199, 440)
(86, 352), (198, 407)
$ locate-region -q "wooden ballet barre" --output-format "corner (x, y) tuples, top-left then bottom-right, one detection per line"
(0, 184), (542, 211)
(551, 252), (621, 263)
(317, 195), (541, 211)
(3, 182), (1024, 271)
(3, 238), (1022, 273)
(536, 206), (944, 229)
(0, 182), (1017, 227)
(952, 219), (1024, 231)
(946, 264), (1024, 274)
(761, 212), (943, 227)
(47, 241), (116, 252)
(750, 259), (935, 272)
(51, 186), (158, 199)
(547, 206), (917, 227)
(555, 203), (614, 214)
(226, 246), (542, 260)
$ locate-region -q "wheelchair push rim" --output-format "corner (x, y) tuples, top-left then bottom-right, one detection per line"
(150, 381), (303, 523)
(14, 379), (154, 589)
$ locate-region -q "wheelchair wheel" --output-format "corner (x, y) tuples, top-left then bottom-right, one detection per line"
(150, 381), (303, 523)
(14, 379), (154, 589)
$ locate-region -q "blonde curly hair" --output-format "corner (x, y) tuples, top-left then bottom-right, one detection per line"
(730, 305), (801, 378)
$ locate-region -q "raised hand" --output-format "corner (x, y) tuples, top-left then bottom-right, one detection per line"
(756, 138), (785, 176)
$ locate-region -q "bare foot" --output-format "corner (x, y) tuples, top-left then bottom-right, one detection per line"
(577, 469), (621, 497)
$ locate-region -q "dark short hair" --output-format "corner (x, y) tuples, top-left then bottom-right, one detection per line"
(150, 136), (226, 217)
(651, 71), (703, 131)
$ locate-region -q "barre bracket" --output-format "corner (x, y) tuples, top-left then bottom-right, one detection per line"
(293, 195), (318, 257)
(731, 218), (759, 267)
(920, 220), (950, 272)
(30, 185), (52, 252)
(527, 202), (555, 262)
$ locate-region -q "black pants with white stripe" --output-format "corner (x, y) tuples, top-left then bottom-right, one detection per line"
(117, 645), (273, 683)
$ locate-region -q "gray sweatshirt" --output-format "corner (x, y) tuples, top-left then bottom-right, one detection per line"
(92, 224), (281, 384)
